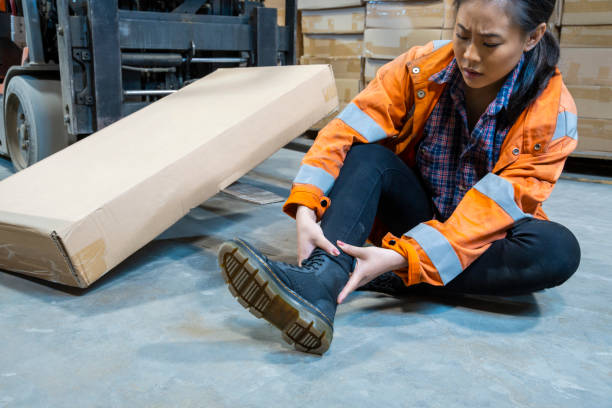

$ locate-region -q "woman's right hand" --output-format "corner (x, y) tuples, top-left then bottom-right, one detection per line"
(295, 205), (340, 266)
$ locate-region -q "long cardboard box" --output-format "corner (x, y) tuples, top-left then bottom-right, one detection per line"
(560, 25), (612, 48)
(311, 103), (346, 130)
(365, 1), (445, 29)
(562, 0), (612, 26)
(364, 58), (391, 83)
(298, 0), (363, 10)
(0, 65), (338, 287)
(302, 7), (365, 34)
(576, 117), (612, 153)
(364, 28), (445, 59)
(567, 85), (612, 120)
(300, 56), (363, 79)
(559, 48), (612, 86)
(303, 34), (363, 57)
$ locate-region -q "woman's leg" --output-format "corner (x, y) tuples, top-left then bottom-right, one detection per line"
(217, 143), (435, 354)
(444, 218), (581, 296)
(319, 144), (434, 271)
(369, 217), (581, 297)
(341, 148), (581, 296)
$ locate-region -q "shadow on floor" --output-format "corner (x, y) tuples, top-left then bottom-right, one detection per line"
(155, 201), (253, 241)
(0, 238), (222, 317)
(0, 193), (283, 312)
(339, 289), (556, 335)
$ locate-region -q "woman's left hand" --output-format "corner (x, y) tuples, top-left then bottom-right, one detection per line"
(336, 240), (408, 304)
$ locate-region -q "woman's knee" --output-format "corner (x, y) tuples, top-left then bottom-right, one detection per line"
(516, 219), (581, 288)
(447, 221), (580, 296)
(546, 222), (581, 287)
(344, 144), (396, 170)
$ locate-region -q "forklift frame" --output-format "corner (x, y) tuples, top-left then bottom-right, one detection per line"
(1, 0), (297, 158)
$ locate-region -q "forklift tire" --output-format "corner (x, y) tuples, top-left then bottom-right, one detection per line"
(4, 75), (69, 171)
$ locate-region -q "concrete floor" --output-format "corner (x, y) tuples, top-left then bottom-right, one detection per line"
(0, 149), (611, 408)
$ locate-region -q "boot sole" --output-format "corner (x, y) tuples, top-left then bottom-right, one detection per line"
(218, 239), (333, 355)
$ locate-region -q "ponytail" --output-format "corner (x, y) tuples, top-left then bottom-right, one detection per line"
(502, 29), (560, 127)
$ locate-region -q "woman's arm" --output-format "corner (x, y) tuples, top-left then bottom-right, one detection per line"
(286, 45), (432, 262)
(336, 241), (408, 304)
(295, 205), (339, 266)
(382, 82), (579, 287)
(283, 49), (423, 221)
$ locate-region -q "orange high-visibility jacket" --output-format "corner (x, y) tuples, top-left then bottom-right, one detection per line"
(283, 41), (578, 287)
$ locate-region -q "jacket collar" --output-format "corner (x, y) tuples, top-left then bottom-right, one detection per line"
(428, 55), (525, 117)
(406, 42), (455, 86)
(407, 42), (563, 172)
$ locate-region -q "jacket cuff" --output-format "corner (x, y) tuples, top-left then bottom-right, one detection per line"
(381, 232), (421, 286)
(282, 184), (331, 221)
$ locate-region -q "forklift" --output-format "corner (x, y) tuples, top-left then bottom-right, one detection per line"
(0, 0), (296, 170)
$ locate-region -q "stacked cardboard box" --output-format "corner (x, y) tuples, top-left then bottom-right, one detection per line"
(299, 0), (366, 129)
(264, 0), (286, 26)
(363, 0), (455, 84)
(559, 0), (612, 155)
(547, 0), (563, 41)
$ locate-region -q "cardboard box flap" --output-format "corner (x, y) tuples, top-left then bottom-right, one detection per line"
(0, 210), (79, 286)
(0, 219), (78, 286)
(0, 65), (338, 287)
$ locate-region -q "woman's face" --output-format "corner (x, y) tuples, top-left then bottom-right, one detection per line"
(452, 0), (534, 90)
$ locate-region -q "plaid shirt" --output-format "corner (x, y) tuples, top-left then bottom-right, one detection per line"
(416, 56), (524, 220)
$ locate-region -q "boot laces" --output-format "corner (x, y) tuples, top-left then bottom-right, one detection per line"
(301, 249), (326, 270)
(301, 256), (323, 269)
(273, 249), (326, 270)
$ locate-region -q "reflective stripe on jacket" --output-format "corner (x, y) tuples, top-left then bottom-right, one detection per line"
(283, 41), (579, 287)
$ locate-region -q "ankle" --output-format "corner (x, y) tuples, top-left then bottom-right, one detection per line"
(306, 248), (352, 276)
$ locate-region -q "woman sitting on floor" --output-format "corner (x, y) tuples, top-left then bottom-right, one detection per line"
(218, 0), (580, 355)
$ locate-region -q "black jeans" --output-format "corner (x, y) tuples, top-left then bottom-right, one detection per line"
(320, 144), (580, 296)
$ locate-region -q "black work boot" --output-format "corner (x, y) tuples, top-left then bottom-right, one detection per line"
(357, 271), (413, 297)
(218, 238), (349, 355)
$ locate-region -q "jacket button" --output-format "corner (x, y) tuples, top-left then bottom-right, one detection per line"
(389, 240), (396, 246)
(512, 147), (520, 155)
(534, 143), (541, 151)
(320, 200), (327, 208)
(417, 90), (426, 99)
(412, 66), (421, 74)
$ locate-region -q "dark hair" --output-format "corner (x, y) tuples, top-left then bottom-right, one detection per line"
(453, 0), (560, 127)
